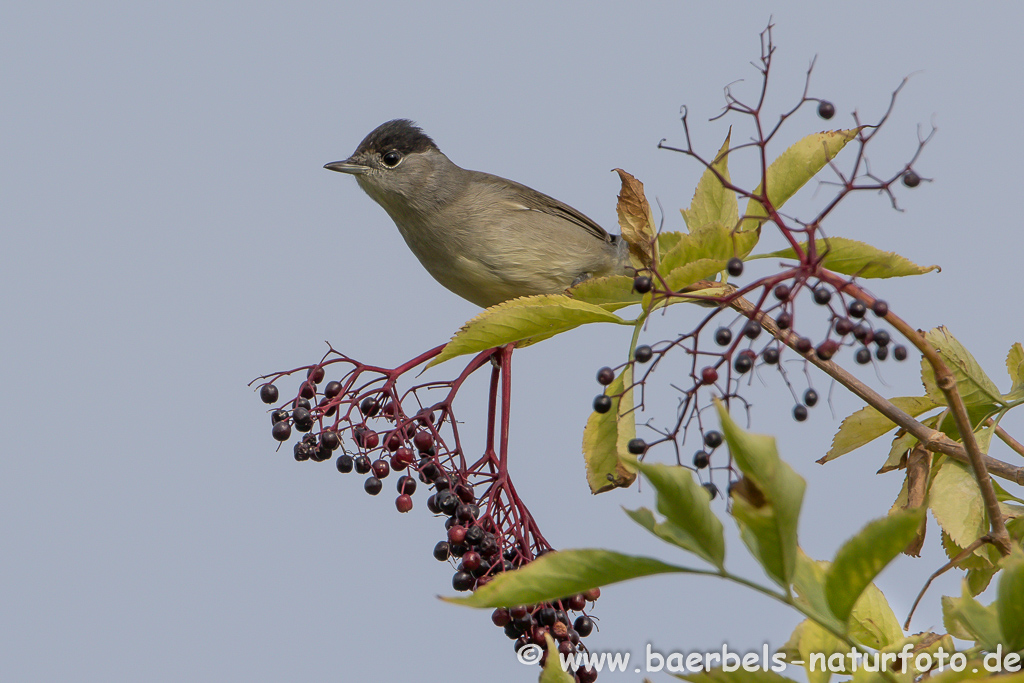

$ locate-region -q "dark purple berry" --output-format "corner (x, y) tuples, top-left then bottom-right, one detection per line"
(714, 327), (733, 346)
(596, 367), (615, 385)
(627, 438), (646, 455)
(693, 450), (710, 469)
(634, 345), (653, 363)
(395, 494), (413, 512)
(703, 482), (719, 499)
(371, 459), (390, 479)
(259, 384), (279, 404)
(902, 170), (920, 188)
(703, 430), (723, 449)
(306, 366), (325, 384)
(872, 300), (889, 317)
(336, 454), (353, 473)
(320, 430), (340, 451)
(364, 476), (382, 495)
(793, 405), (808, 422)
(299, 381), (316, 399)
(834, 318), (853, 336)
(855, 348), (872, 365)
(323, 381), (342, 399)
(271, 409), (288, 424)
(292, 407), (313, 432)
(816, 340), (839, 361)
(492, 608), (511, 627)
(848, 300), (866, 319)
(272, 421), (291, 442)
(452, 571), (475, 592)
(813, 287), (832, 305)
(795, 337), (812, 354)
(733, 352), (753, 374)
(893, 345), (908, 361)
(874, 330), (891, 347)
(359, 396), (380, 417)
(803, 389), (819, 407)
(574, 615), (595, 637)
(633, 275), (653, 293)
(397, 475), (416, 495)
(817, 100), (835, 119)
(433, 541), (450, 561)
(727, 257), (744, 277)
(876, 346), (889, 361)
(700, 367), (718, 385)
(537, 607), (557, 626)
(593, 395), (612, 414)
(742, 320), (761, 340)
(774, 284), (791, 301)
(762, 347), (780, 365)
(776, 312), (792, 330)
(353, 455), (371, 474)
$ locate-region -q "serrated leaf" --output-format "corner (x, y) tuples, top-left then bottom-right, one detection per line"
(582, 366), (636, 493)
(942, 581), (1005, 650)
(630, 461), (726, 569)
(822, 396), (940, 463)
(848, 582), (904, 649)
(428, 295), (627, 367)
(740, 128), (860, 234)
(614, 169), (657, 268)
(674, 667), (801, 683)
(824, 509), (924, 621)
(659, 231), (684, 255)
(541, 633), (575, 683)
(920, 327), (1004, 410)
(568, 274), (644, 311)
(997, 550), (1024, 651)
(663, 258), (729, 292)
(1007, 342), (1024, 398)
(660, 221), (741, 274)
(443, 549), (692, 608)
(717, 402), (805, 588)
(930, 461), (988, 553)
(755, 237), (939, 278)
(682, 130), (738, 233)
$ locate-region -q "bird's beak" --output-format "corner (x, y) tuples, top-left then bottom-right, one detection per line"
(324, 158), (369, 175)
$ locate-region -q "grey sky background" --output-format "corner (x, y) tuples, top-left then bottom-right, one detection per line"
(3, 2), (1022, 681)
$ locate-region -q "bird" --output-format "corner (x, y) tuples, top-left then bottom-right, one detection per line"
(324, 119), (632, 308)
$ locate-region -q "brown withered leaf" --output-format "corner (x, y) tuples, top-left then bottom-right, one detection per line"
(613, 168), (656, 269)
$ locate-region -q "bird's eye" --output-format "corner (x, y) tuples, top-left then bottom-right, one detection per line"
(382, 150), (402, 167)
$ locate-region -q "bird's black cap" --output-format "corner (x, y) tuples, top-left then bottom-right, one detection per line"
(353, 119), (438, 156)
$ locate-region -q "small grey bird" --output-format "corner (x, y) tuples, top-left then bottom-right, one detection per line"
(325, 119), (631, 308)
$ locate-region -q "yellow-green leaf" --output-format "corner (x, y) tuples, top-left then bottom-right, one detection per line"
(568, 274), (644, 311)
(582, 366), (636, 493)
(630, 460), (725, 569)
(444, 549), (692, 608)
(997, 549), (1024, 651)
(1006, 342), (1024, 399)
(930, 461), (988, 555)
(740, 128), (860, 234)
(614, 168), (657, 268)
(791, 551), (843, 633)
(428, 295), (627, 367)
(822, 396), (941, 463)
(824, 510), (924, 621)
(848, 582), (904, 649)
(682, 130), (738, 233)
(540, 633), (575, 682)
(920, 327), (1003, 410)
(755, 237), (940, 278)
(717, 402), (805, 588)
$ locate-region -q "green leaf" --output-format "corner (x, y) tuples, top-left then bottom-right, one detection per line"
(568, 274), (644, 311)
(847, 582), (904, 649)
(930, 461), (988, 554)
(822, 396), (940, 463)
(716, 402), (805, 588)
(739, 128), (860, 234)
(582, 365), (637, 493)
(682, 130), (738, 233)
(754, 237), (940, 278)
(920, 327), (1004, 410)
(428, 295), (627, 367)
(997, 549), (1024, 651)
(780, 619), (845, 683)
(444, 549), (693, 608)
(659, 221), (735, 273)
(824, 509), (924, 621)
(674, 667), (801, 683)
(630, 461), (726, 569)
(942, 580), (1005, 650)
(791, 551), (843, 633)
(540, 633), (575, 683)
(659, 231), (684, 255)
(663, 258), (729, 293)
(1006, 342), (1024, 399)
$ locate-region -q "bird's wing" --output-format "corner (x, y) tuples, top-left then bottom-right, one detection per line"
(474, 173), (614, 244)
